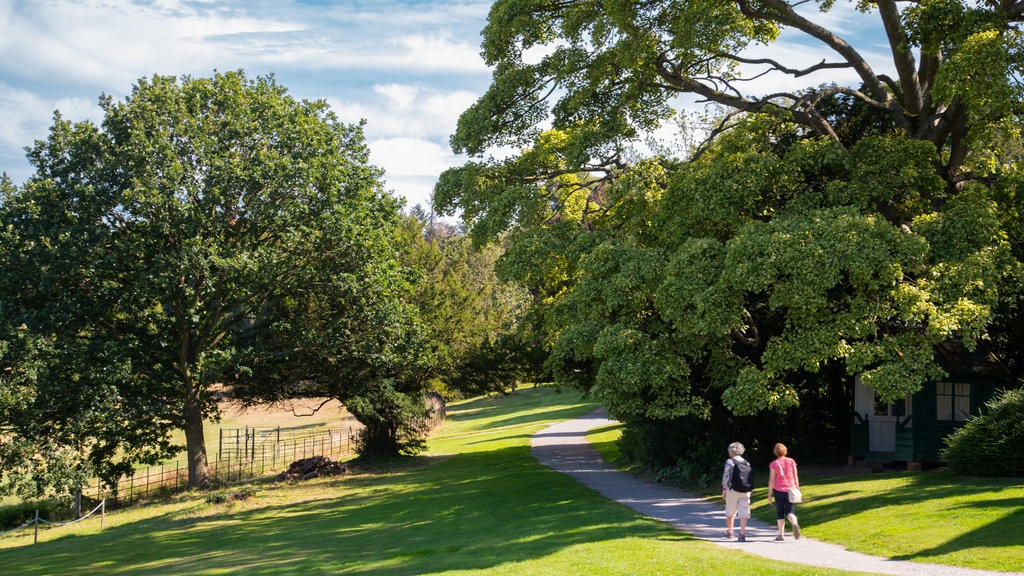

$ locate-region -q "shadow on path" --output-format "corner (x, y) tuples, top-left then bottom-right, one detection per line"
(531, 408), (1022, 576)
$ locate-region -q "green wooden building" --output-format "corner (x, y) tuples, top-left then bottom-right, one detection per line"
(849, 341), (1010, 468)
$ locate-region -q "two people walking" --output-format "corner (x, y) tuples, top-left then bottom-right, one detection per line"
(722, 441), (802, 542)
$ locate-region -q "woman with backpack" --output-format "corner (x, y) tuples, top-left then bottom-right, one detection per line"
(767, 442), (802, 541)
(721, 441), (753, 541)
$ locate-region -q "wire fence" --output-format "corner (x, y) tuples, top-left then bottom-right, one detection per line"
(2, 402), (445, 543)
(81, 406), (445, 509)
(80, 425), (361, 509)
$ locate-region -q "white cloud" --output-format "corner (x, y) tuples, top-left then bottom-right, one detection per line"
(370, 137), (463, 212)
(326, 85), (482, 209)
(0, 2), (293, 89)
(329, 86), (477, 140)
(0, 84), (102, 181)
(0, 1), (491, 197)
(375, 84), (420, 110)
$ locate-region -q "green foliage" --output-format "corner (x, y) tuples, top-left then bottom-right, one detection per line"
(943, 387), (1024, 476)
(438, 0), (1024, 473)
(398, 217), (535, 397)
(347, 380), (431, 457)
(0, 499), (69, 531)
(0, 70), (411, 493)
(618, 416), (725, 489)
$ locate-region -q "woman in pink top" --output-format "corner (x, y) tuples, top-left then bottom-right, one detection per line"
(766, 442), (801, 541)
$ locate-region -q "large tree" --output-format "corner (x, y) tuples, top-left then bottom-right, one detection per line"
(435, 0), (1024, 469)
(0, 71), (409, 493)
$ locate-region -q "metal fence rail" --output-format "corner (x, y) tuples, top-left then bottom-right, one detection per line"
(82, 426), (359, 508)
(2, 408), (445, 544)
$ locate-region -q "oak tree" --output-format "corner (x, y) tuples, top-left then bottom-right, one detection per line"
(0, 71), (410, 492)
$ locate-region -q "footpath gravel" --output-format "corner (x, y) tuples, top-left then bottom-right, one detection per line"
(531, 408), (1022, 576)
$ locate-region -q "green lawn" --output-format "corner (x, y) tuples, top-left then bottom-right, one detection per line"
(1, 384), (1019, 575)
(588, 422), (1024, 573)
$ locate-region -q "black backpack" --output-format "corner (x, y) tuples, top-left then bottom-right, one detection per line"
(730, 457), (755, 492)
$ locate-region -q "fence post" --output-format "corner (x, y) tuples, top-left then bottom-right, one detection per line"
(33, 509), (39, 544)
(101, 499), (105, 530)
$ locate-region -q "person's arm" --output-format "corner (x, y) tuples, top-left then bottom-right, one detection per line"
(766, 462), (776, 502)
(722, 460), (733, 496)
(792, 460), (800, 489)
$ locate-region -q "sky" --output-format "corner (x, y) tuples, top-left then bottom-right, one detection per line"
(0, 1), (891, 215)
(0, 0), (493, 214)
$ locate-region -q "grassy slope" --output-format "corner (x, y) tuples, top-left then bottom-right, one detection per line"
(0, 385), (1016, 575)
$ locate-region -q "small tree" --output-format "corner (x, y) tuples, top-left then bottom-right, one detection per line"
(943, 387), (1024, 477)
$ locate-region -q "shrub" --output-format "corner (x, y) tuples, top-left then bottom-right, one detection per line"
(0, 499), (64, 530)
(617, 416), (729, 489)
(943, 387), (1024, 476)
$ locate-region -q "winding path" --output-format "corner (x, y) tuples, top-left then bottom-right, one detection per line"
(531, 408), (1022, 576)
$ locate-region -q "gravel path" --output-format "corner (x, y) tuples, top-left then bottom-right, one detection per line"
(531, 408), (1022, 576)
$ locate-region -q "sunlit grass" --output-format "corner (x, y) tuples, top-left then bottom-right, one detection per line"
(588, 419), (1024, 573)
(1, 384), (1018, 574)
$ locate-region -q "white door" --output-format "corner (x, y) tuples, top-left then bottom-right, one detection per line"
(854, 378), (909, 453)
(869, 416), (897, 452)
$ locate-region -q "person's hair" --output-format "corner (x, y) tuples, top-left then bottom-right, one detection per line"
(727, 442), (745, 456)
(773, 443), (788, 457)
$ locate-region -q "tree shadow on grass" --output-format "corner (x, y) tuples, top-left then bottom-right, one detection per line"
(770, 470), (1024, 567)
(4, 445), (691, 575)
(889, 499), (1024, 561)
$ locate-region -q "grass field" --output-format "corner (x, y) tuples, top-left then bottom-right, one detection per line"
(1, 384), (1020, 575)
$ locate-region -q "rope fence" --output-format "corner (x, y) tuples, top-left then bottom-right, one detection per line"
(0, 499), (106, 544)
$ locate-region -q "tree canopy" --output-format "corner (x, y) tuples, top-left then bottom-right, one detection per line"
(436, 0), (1024, 470)
(0, 71), (415, 495)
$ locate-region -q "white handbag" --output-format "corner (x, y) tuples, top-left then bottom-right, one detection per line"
(776, 459), (803, 502)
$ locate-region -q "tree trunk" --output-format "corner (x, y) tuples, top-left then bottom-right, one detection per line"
(183, 395), (211, 488)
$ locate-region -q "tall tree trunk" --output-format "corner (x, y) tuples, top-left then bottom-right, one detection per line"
(183, 390), (210, 488)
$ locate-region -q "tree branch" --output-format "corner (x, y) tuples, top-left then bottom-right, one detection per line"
(876, 0), (924, 116)
(724, 55), (853, 78)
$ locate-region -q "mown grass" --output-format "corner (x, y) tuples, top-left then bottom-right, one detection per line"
(0, 384), (1017, 575)
(588, 422), (1024, 573)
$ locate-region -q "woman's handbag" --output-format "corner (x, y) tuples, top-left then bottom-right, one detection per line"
(775, 458), (803, 503)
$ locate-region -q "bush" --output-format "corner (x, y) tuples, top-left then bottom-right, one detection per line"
(0, 499), (65, 530)
(943, 387), (1024, 477)
(618, 416), (729, 489)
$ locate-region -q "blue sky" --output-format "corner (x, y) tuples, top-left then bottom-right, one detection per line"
(0, 1), (891, 214)
(0, 0), (493, 213)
